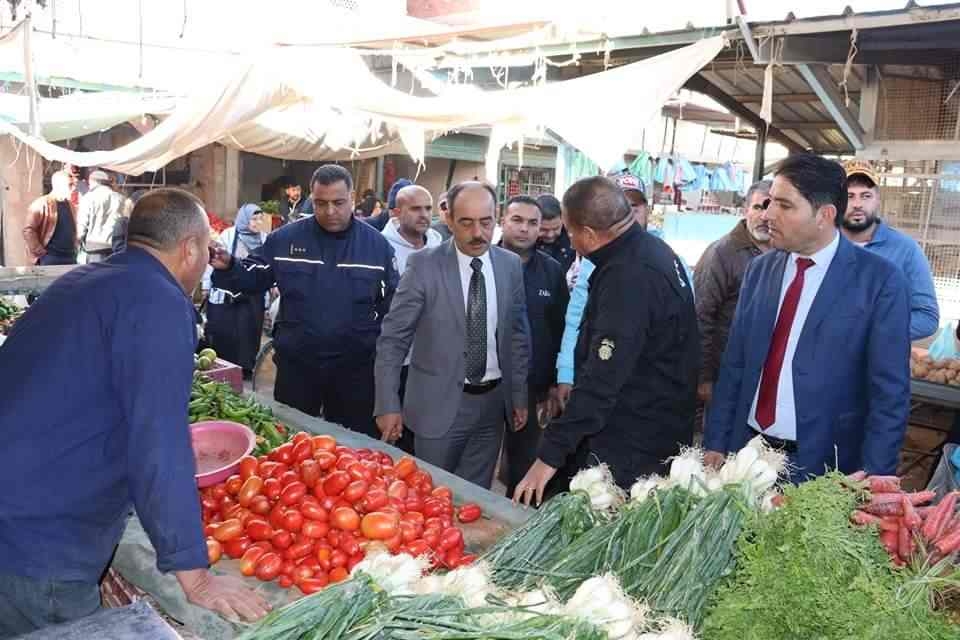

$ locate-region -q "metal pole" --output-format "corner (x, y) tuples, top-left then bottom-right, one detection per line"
(753, 125), (767, 182)
(23, 14), (40, 138)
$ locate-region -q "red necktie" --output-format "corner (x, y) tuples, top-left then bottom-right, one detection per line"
(756, 257), (815, 429)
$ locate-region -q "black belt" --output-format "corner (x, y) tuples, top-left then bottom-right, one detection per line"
(462, 379), (501, 395)
(758, 431), (798, 453)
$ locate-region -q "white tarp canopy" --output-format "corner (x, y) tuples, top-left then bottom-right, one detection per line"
(0, 19), (724, 180)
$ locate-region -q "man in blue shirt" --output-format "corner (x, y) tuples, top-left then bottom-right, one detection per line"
(842, 160), (939, 340)
(211, 165), (399, 439)
(0, 189), (269, 636)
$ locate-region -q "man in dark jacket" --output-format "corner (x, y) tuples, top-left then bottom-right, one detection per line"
(694, 180), (772, 406)
(498, 195), (569, 496)
(278, 177), (312, 224)
(515, 176), (699, 503)
(535, 194), (576, 273)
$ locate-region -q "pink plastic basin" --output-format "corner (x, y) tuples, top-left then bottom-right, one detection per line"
(190, 420), (256, 488)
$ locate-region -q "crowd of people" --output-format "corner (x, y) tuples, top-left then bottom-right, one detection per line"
(0, 152), (945, 635)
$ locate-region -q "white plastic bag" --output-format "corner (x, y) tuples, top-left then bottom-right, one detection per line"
(928, 321), (959, 360)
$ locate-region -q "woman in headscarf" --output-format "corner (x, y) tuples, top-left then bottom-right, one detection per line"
(203, 204), (269, 378)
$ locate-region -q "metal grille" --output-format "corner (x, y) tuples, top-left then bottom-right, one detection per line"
(876, 61), (960, 141)
(879, 162), (960, 322)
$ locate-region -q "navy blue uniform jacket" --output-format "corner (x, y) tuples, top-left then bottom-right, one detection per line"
(704, 235), (911, 477)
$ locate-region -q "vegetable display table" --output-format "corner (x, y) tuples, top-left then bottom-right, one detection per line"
(111, 396), (530, 639)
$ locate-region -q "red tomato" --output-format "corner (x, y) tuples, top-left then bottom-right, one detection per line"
(237, 476), (264, 508)
(378, 452), (394, 466)
(347, 463), (370, 482)
(422, 499), (446, 518)
(457, 503), (482, 523)
(444, 546), (463, 569)
(399, 520), (422, 543)
(361, 489), (389, 513)
(316, 546), (332, 570)
(330, 549), (348, 569)
(279, 471), (300, 488)
(273, 443), (295, 465)
(240, 546), (267, 576)
(329, 567), (349, 583)
(246, 518), (274, 541)
(394, 456), (417, 479)
(282, 509), (304, 532)
(336, 455), (358, 472)
(431, 486), (453, 502)
(263, 477), (282, 501)
(331, 506), (360, 531)
(404, 494), (424, 514)
(271, 530), (293, 550)
(277, 575), (294, 589)
(218, 495), (237, 514)
(269, 504), (287, 530)
(327, 529), (342, 548)
(249, 495), (271, 516)
(347, 553), (365, 572)
(206, 538), (222, 564)
(323, 471), (351, 497)
(385, 533), (403, 553)
(424, 517), (444, 531)
(291, 432), (311, 447)
(292, 564), (314, 585)
(311, 435), (337, 453)
(360, 511), (399, 540)
(402, 511), (425, 526)
(314, 451), (337, 471)
(225, 475), (244, 496)
(299, 575), (329, 594)
(299, 459), (321, 488)
(284, 539), (315, 561)
(258, 461), (279, 478)
(407, 470), (428, 490)
(279, 560), (297, 577)
(301, 520), (330, 539)
(301, 502), (328, 522)
(403, 539), (431, 558)
(292, 440), (314, 463)
(457, 553), (477, 567)
(211, 484), (228, 501)
(319, 496), (339, 512)
(212, 518), (243, 542)
(269, 463), (290, 480)
(388, 480), (409, 500)
(201, 495), (218, 512)
(223, 536), (253, 560)
(343, 480), (369, 504)
(281, 481), (308, 506)
(438, 527), (464, 552)
(340, 534), (361, 556)
(239, 456), (259, 480)
(422, 528), (441, 549)
(254, 552), (283, 581)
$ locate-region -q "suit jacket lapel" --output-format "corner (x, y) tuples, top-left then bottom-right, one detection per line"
(490, 247), (511, 335)
(800, 236), (857, 339)
(757, 252), (788, 355)
(442, 241), (466, 333)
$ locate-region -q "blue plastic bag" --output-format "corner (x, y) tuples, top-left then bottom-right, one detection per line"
(929, 321), (959, 360)
(951, 445), (960, 486)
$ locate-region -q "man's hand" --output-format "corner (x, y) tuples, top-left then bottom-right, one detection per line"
(512, 407), (528, 432)
(513, 459), (557, 507)
(176, 569), (270, 622)
(209, 244), (232, 270)
(376, 413), (403, 443)
(703, 450), (726, 469)
(697, 381), (714, 404)
(554, 383), (573, 414)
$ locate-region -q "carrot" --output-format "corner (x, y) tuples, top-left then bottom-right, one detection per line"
(868, 476), (901, 493)
(921, 492), (957, 543)
(904, 490), (937, 505)
(866, 492), (905, 506)
(864, 502), (903, 517)
(879, 516), (900, 532)
(851, 511), (881, 526)
(933, 523), (960, 555)
(847, 470), (868, 482)
(902, 495), (922, 530)
(879, 528), (899, 555)
(915, 506), (935, 517)
(898, 521), (915, 561)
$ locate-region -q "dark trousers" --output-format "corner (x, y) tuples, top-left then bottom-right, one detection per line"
(0, 573), (100, 638)
(37, 253), (76, 266)
(274, 355), (378, 440)
(414, 385), (504, 489)
(502, 390), (573, 499)
(205, 298), (265, 372)
(394, 366), (416, 455)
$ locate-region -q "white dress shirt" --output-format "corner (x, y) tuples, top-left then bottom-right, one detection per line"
(748, 231), (840, 440)
(455, 245), (501, 382)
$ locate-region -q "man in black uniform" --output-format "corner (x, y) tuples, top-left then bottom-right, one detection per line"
(497, 195), (569, 496)
(514, 176), (699, 504)
(535, 194), (576, 273)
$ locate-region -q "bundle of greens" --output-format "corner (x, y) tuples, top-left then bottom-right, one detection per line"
(481, 491), (596, 590)
(234, 573), (386, 640)
(702, 473), (958, 640)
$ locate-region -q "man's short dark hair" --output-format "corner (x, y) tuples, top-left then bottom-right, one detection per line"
(562, 176), (631, 230)
(775, 154), (847, 227)
(127, 188), (207, 251)
(447, 181), (497, 218)
(846, 174), (878, 191)
(536, 194), (562, 220)
(505, 195), (542, 217)
(745, 179), (772, 203)
(310, 164), (353, 192)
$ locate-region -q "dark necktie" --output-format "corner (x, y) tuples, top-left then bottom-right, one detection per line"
(465, 257), (487, 384)
(756, 257), (815, 429)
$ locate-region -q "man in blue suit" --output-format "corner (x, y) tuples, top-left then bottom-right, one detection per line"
(703, 154), (911, 480)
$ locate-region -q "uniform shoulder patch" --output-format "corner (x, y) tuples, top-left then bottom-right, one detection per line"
(598, 338), (615, 361)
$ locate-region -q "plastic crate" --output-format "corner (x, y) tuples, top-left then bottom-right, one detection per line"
(204, 358), (243, 393)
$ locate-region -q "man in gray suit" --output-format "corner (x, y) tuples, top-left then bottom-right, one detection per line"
(374, 182), (530, 488)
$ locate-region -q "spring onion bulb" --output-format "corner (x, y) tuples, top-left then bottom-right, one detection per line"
(415, 562), (496, 609)
(349, 550), (429, 595)
(563, 574), (648, 640)
(570, 464), (626, 512)
(667, 449), (708, 496)
(629, 475), (665, 503)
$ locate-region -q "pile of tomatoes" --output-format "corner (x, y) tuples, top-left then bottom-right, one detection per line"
(201, 432), (482, 595)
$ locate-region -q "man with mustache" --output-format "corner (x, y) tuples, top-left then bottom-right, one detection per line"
(703, 154), (911, 479)
(694, 180), (773, 408)
(841, 161), (938, 340)
(375, 182), (530, 488)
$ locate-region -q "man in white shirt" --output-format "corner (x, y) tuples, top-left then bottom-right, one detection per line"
(374, 182), (530, 488)
(703, 154), (910, 481)
(78, 170), (126, 263)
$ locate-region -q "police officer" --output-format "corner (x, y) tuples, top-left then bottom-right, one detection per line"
(211, 165), (399, 439)
(497, 195), (569, 497)
(535, 194), (576, 273)
(514, 176), (699, 505)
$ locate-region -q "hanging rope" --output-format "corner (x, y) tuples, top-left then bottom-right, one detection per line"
(179, 0), (187, 38)
(838, 28), (858, 108)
